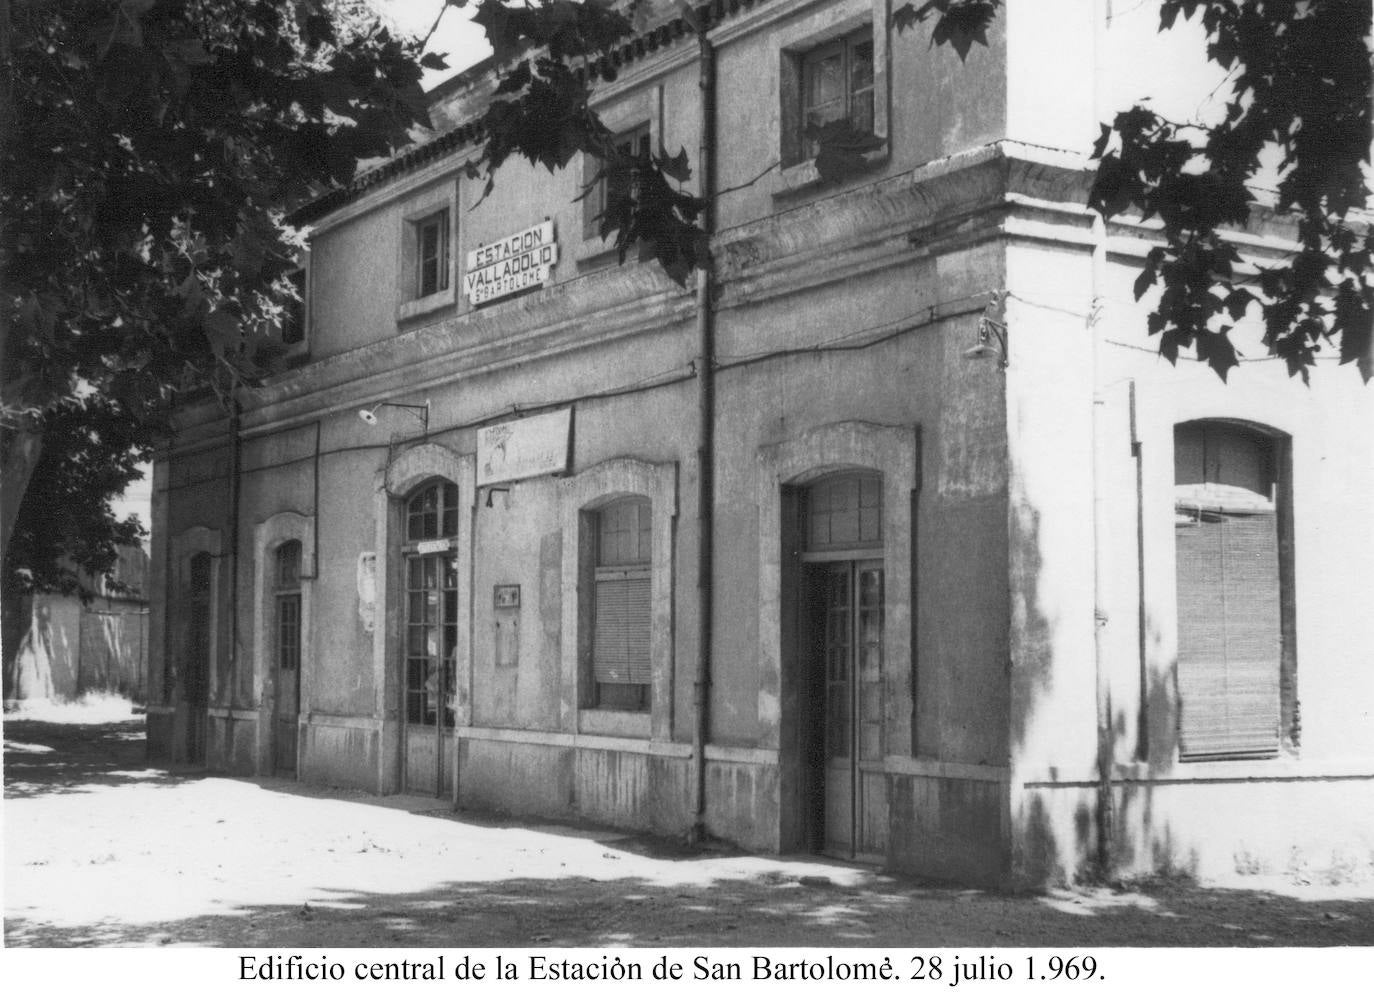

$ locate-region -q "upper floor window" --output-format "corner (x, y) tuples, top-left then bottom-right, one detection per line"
(778, 11), (888, 180)
(801, 28), (874, 156)
(280, 269), (306, 346)
(397, 186), (457, 322)
(415, 210), (451, 299)
(583, 123), (651, 241)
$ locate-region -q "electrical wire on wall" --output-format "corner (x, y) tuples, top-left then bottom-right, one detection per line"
(161, 287), (1005, 494)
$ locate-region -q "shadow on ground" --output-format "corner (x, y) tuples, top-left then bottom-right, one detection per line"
(5, 715), (1374, 948)
(3, 716), (202, 798)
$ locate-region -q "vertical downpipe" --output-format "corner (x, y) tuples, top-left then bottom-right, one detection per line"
(226, 399), (243, 766)
(690, 16), (717, 845)
(1090, 0), (1115, 877)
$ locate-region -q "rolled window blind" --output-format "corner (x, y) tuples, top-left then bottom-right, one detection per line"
(1175, 510), (1281, 760)
(593, 573), (651, 685)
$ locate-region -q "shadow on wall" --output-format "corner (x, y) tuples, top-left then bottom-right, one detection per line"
(3, 594), (147, 706)
(1004, 491), (1092, 887)
(1005, 484), (1193, 888)
(1111, 660), (1197, 881)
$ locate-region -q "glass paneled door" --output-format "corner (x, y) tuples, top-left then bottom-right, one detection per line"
(809, 559), (886, 859)
(273, 541), (303, 774)
(798, 471), (886, 860)
(402, 481), (460, 795)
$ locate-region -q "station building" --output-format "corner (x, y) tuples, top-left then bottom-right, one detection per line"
(147, 0), (1374, 887)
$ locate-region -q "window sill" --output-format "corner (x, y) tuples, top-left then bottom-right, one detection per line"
(574, 237), (628, 271)
(578, 708), (650, 739)
(396, 285), (456, 323)
(773, 144), (889, 200)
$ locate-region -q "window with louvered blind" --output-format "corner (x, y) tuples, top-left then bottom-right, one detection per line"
(1173, 422), (1290, 761)
(592, 496), (651, 711)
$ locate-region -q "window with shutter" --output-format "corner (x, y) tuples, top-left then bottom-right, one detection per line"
(591, 496), (652, 711)
(1173, 422), (1291, 761)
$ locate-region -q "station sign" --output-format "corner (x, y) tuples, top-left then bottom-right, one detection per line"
(463, 220), (558, 305)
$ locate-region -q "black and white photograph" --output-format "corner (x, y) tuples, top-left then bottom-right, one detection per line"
(3, 0), (1372, 984)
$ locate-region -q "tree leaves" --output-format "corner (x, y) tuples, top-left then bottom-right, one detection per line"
(892, 1), (1003, 61)
(1082, 1), (1374, 382)
(2, 0), (435, 585)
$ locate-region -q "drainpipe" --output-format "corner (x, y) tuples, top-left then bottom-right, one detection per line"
(1090, 0), (1114, 877)
(226, 399), (243, 758)
(302, 420), (321, 581)
(689, 11), (717, 846)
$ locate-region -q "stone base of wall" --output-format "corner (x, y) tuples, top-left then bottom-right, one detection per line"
(206, 711), (259, 775)
(889, 773), (1009, 887)
(299, 717), (382, 792)
(456, 736), (701, 838)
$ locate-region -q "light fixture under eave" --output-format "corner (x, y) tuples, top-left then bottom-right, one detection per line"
(963, 294), (1008, 369)
(358, 399), (430, 433)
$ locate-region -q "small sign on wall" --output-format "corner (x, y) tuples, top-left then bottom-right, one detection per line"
(477, 408), (572, 487)
(494, 584), (520, 668)
(415, 539), (454, 556)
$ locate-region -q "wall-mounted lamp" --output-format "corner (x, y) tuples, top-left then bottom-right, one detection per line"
(484, 486), (511, 508)
(963, 293), (1008, 369)
(358, 399), (430, 432)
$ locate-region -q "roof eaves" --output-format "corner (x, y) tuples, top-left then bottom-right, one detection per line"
(295, 0), (768, 224)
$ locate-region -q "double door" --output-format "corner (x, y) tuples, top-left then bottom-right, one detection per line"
(806, 558), (886, 859)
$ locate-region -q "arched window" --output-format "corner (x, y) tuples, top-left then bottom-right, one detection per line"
(803, 471), (883, 551)
(403, 480), (459, 731)
(1174, 421), (1291, 761)
(590, 496), (652, 711)
(407, 480), (460, 542)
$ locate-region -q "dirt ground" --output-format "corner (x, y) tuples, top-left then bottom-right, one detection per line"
(4, 702), (1373, 949)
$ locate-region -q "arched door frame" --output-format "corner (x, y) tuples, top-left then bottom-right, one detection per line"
(252, 511), (315, 776)
(756, 421), (919, 852)
(373, 443), (475, 795)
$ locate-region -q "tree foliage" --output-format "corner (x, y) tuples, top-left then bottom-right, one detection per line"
(1, 0), (436, 588)
(5, 397), (154, 599)
(456, 0), (1369, 379)
(899, 0), (1371, 382)
(453, 0), (709, 285)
